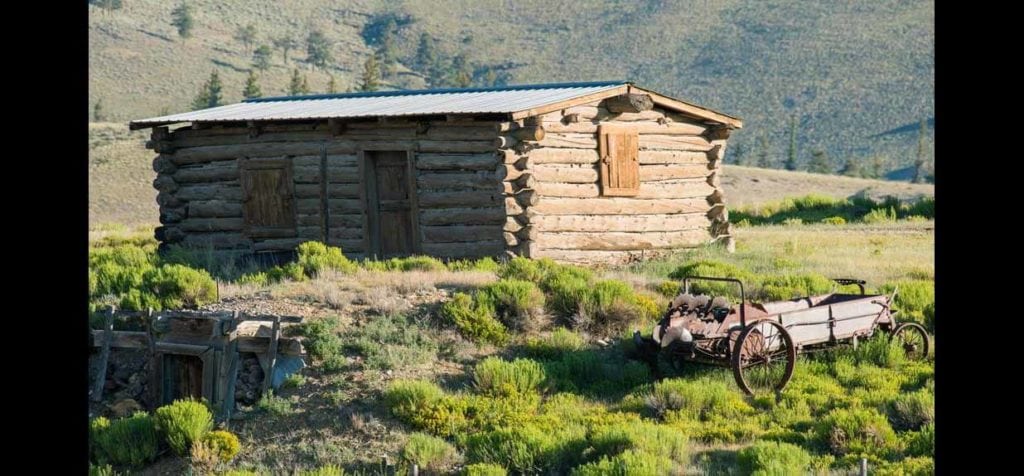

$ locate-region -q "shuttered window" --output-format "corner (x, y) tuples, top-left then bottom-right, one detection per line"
(598, 124), (640, 196)
(240, 157), (296, 237)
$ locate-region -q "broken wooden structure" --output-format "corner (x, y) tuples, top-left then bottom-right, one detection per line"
(130, 81), (743, 264)
(89, 307), (305, 420)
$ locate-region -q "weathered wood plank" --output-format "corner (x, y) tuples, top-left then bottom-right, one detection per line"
(175, 184), (243, 201)
(639, 134), (714, 151)
(523, 148), (600, 165)
(640, 164), (712, 181)
(178, 217), (245, 232)
(526, 248), (660, 264)
(533, 229), (711, 251)
(529, 164), (599, 183)
(419, 207), (506, 225)
(417, 191), (504, 208)
(173, 163), (239, 183)
(420, 241), (506, 258)
(639, 151), (710, 165)
(295, 183), (359, 199)
(297, 198), (362, 215)
(417, 171), (501, 190)
(188, 200), (243, 218)
(421, 225), (504, 243)
(528, 197), (710, 216)
(530, 213), (709, 232)
(293, 165), (359, 184)
(529, 180), (715, 199)
(537, 133), (597, 149)
(541, 120), (708, 135)
(416, 153), (499, 171)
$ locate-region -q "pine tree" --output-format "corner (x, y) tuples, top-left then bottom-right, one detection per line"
(251, 45), (272, 71)
(427, 57), (449, 88)
(839, 157), (861, 177)
(731, 143), (746, 166)
(868, 155), (887, 179)
(913, 118), (928, 183)
(288, 69), (309, 95)
(360, 54), (381, 92)
(378, 18), (398, 79)
(785, 113), (798, 171)
(326, 75), (338, 94)
(414, 32), (437, 72)
(93, 98), (106, 122)
(808, 149), (832, 174)
(756, 136), (771, 168)
(242, 70), (262, 99)
(234, 23), (257, 54)
(306, 29), (333, 70)
(482, 69), (498, 87)
(191, 71), (223, 110)
(450, 55), (472, 87)
(171, 2), (193, 40)
(273, 34), (298, 64)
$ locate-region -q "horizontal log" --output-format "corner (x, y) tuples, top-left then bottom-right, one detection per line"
(528, 197), (710, 216)
(504, 232), (519, 247)
(180, 233), (252, 249)
(498, 149), (526, 164)
(494, 136), (516, 149)
(603, 93), (654, 113)
(495, 164), (525, 181)
(639, 151), (710, 165)
(178, 217), (245, 232)
(523, 148), (599, 165)
(159, 207), (187, 224)
(526, 249), (656, 265)
(188, 200), (242, 218)
(297, 198), (361, 215)
(153, 155), (178, 174)
(297, 226), (322, 239)
(417, 171), (500, 190)
(154, 226), (185, 243)
(505, 216), (525, 233)
(175, 184), (242, 201)
(540, 120), (708, 135)
(513, 173), (537, 189)
(421, 225), (504, 243)
(530, 164), (599, 183)
(90, 329), (304, 357)
(169, 140), (494, 165)
(293, 165), (359, 183)
(416, 153), (499, 171)
(512, 189), (539, 207)
(153, 175), (178, 193)
(506, 197), (524, 215)
(538, 133), (597, 149)
(328, 227), (362, 240)
(532, 229), (711, 251)
(292, 154), (357, 168)
(418, 191), (504, 208)
(419, 207), (506, 226)
(530, 213), (709, 233)
(173, 163), (239, 183)
(640, 134), (713, 152)
(420, 241), (506, 258)
(640, 164), (712, 181)
(561, 106), (700, 124)
(529, 180), (715, 199)
(171, 128), (499, 149)
(295, 183), (359, 199)
(511, 126), (545, 141)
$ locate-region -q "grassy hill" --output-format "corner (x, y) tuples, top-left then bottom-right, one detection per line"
(87, 123), (934, 228)
(89, 0), (933, 175)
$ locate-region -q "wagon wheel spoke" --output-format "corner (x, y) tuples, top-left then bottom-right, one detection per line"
(891, 323), (930, 361)
(733, 321), (796, 396)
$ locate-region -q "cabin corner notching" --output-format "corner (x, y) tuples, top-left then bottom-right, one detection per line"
(132, 81), (742, 264)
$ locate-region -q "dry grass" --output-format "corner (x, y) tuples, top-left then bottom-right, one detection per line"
(722, 165), (934, 209)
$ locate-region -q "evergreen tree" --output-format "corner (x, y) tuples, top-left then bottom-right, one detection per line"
(785, 113), (798, 171)
(93, 98), (106, 122)
(839, 157), (862, 177)
(252, 44), (272, 71)
(808, 149), (832, 174)
(234, 23), (257, 54)
(414, 32), (437, 72)
(450, 54), (472, 87)
(273, 34), (298, 64)
(306, 29), (333, 70)
(756, 135), (771, 168)
(427, 57), (449, 88)
(867, 155), (887, 179)
(360, 54), (381, 92)
(171, 2), (193, 40)
(913, 118), (928, 183)
(378, 18), (398, 79)
(326, 74), (338, 94)
(482, 69), (498, 87)
(288, 69), (309, 95)
(731, 143), (746, 166)
(191, 71), (223, 110)
(242, 70), (262, 99)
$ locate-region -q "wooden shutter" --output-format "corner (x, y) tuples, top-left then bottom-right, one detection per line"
(240, 157), (296, 238)
(598, 124), (640, 196)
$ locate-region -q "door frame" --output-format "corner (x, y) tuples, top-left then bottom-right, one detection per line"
(357, 148), (421, 258)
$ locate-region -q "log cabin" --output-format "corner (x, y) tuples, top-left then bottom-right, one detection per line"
(129, 81), (743, 264)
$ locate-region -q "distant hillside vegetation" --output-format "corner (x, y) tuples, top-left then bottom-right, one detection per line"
(89, 0), (933, 178)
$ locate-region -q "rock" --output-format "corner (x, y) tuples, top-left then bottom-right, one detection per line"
(109, 399), (143, 419)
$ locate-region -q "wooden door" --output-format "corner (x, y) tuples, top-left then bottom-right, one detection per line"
(162, 354), (204, 404)
(240, 157), (296, 238)
(363, 151), (419, 257)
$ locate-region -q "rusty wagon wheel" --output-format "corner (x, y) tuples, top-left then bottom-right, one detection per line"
(731, 320), (796, 396)
(891, 322), (930, 360)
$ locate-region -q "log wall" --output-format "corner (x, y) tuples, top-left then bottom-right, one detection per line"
(149, 119), (508, 259)
(501, 101), (734, 264)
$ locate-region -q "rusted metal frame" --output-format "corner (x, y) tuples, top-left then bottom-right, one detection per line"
(682, 276), (746, 327)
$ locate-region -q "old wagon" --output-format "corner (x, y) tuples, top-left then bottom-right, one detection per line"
(633, 276), (931, 395)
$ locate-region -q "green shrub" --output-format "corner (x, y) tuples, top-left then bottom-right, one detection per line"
(391, 255), (448, 272)
(588, 420), (689, 467)
(668, 260), (754, 298)
(237, 271), (269, 286)
(821, 216), (847, 225)
(257, 390), (295, 416)
(464, 425), (561, 475)
(902, 422), (934, 457)
(736, 441), (812, 476)
(448, 257), (501, 273)
(498, 257), (546, 282)
(478, 279), (547, 331)
(90, 416), (112, 464)
(298, 316), (342, 360)
(879, 280), (934, 329)
(440, 293), (509, 346)
(646, 378), (753, 422)
(93, 412), (159, 468)
(863, 206), (897, 224)
(282, 373), (306, 389)
(654, 281), (680, 298)
(817, 407), (900, 458)
(402, 432), (462, 473)
(758, 273), (833, 301)
(155, 399), (214, 456)
(144, 264), (218, 308)
(385, 380), (446, 420)
(524, 328), (585, 359)
(299, 465), (346, 476)
(854, 334), (906, 368)
(344, 313), (439, 370)
(574, 280), (646, 336)
(267, 262), (307, 282)
(463, 463), (508, 476)
(88, 463), (117, 476)
(473, 357), (546, 398)
(544, 350), (650, 398)
(201, 430), (241, 463)
(890, 389), (934, 431)
(544, 272), (590, 319)
(296, 241), (357, 276)
(571, 449), (674, 476)
(903, 215), (928, 223)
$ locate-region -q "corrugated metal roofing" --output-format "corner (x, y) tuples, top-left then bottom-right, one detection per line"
(130, 81), (627, 128)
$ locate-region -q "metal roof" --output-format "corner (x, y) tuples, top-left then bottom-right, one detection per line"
(129, 80), (743, 129)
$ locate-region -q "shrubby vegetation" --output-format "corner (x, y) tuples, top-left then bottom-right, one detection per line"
(89, 242), (217, 312)
(732, 194), (934, 226)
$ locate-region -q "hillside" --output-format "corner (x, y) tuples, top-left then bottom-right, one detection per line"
(87, 123), (934, 228)
(89, 0), (933, 175)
